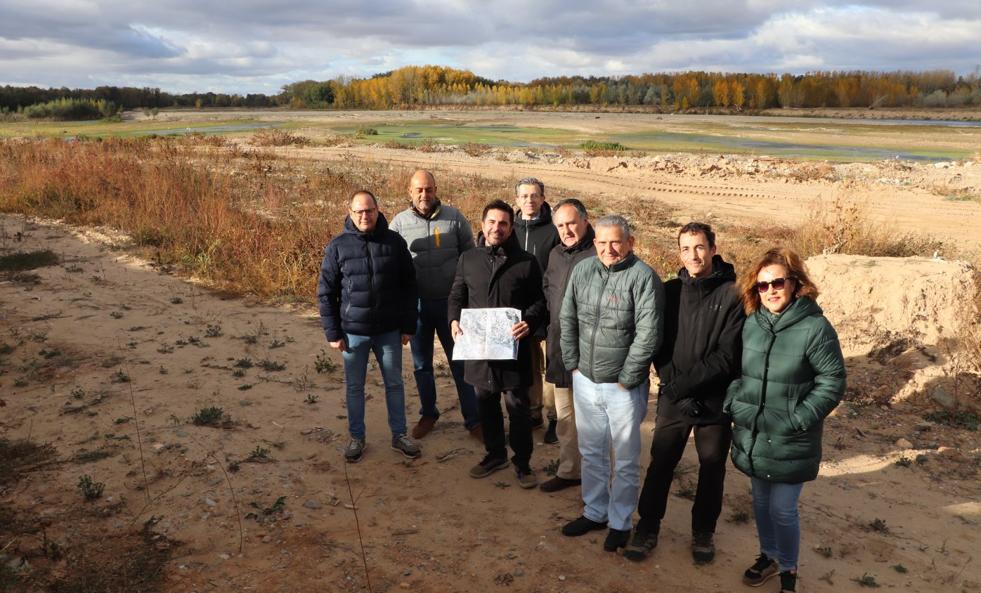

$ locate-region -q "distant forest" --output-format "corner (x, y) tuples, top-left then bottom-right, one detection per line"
(3, 65), (981, 114)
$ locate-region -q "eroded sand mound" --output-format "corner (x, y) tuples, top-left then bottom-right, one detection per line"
(807, 254), (978, 357)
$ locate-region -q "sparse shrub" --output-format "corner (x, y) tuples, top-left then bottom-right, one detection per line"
(305, 393), (320, 404)
(77, 474), (105, 500)
(868, 518), (890, 533)
(853, 573), (880, 588)
(355, 127), (379, 137)
(110, 370), (130, 383)
(892, 564), (908, 573)
(250, 129), (310, 146)
(895, 456), (912, 467)
(258, 359), (286, 372)
(384, 139), (413, 150)
(462, 142), (491, 157)
(191, 406), (230, 427)
(417, 139), (439, 152)
(314, 349), (335, 374)
(234, 357), (254, 369)
(205, 323), (223, 338)
(246, 445), (271, 462)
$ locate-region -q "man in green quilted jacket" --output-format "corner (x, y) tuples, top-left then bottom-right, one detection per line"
(558, 214), (665, 553)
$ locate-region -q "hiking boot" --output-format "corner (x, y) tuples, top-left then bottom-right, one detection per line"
(603, 528), (631, 552)
(543, 419), (558, 444)
(469, 455), (509, 479)
(692, 531), (716, 564)
(623, 527), (659, 561)
(515, 467), (538, 489)
(468, 424), (484, 443)
(561, 516), (608, 537)
(539, 476), (581, 493)
(344, 438), (366, 463)
(391, 434), (421, 459)
(743, 554), (779, 587)
(779, 570), (797, 593)
(411, 416), (437, 439)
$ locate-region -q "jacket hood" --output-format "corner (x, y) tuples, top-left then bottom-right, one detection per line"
(560, 224), (596, 254)
(677, 255), (737, 287)
(343, 212), (390, 236)
(514, 202), (553, 229)
(409, 200), (442, 221)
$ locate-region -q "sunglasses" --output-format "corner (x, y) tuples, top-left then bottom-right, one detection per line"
(755, 277), (793, 293)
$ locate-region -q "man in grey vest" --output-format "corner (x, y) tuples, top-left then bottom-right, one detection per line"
(391, 170), (481, 441)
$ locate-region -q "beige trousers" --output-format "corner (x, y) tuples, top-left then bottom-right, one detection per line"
(551, 385), (581, 480)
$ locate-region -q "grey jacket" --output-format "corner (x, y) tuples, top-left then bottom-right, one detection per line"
(560, 253), (665, 389)
(390, 202), (475, 300)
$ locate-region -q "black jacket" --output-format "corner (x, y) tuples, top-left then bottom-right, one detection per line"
(655, 256), (745, 425)
(318, 213), (417, 341)
(543, 225), (596, 387)
(448, 232), (547, 393)
(514, 202), (560, 275)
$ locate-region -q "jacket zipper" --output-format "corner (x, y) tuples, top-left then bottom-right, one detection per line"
(747, 332), (776, 477)
(587, 268), (610, 378)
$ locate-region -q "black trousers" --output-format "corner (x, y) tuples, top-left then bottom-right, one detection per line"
(636, 416), (732, 534)
(475, 386), (533, 472)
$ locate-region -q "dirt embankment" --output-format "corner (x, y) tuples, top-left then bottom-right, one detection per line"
(1, 215), (979, 593)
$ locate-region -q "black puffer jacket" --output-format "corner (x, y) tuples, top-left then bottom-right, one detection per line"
(447, 232), (547, 393)
(514, 202), (560, 275)
(543, 225), (596, 387)
(317, 214), (417, 341)
(655, 256), (744, 425)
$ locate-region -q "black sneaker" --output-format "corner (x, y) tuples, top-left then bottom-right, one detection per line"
(779, 570), (797, 593)
(561, 515), (607, 537)
(344, 438), (365, 463)
(623, 527), (659, 561)
(692, 531), (716, 564)
(543, 419), (558, 444)
(603, 528), (630, 552)
(743, 554), (779, 587)
(468, 455), (509, 479)
(539, 476), (581, 493)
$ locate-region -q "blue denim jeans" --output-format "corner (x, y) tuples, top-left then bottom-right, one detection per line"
(341, 330), (407, 440)
(572, 372), (649, 531)
(409, 298), (479, 430)
(751, 478), (804, 572)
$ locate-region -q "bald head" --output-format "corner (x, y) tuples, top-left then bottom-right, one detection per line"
(409, 169), (438, 215)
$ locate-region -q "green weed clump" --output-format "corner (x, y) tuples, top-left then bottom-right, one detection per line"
(580, 140), (628, 155)
(77, 474), (105, 500)
(191, 406), (231, 427)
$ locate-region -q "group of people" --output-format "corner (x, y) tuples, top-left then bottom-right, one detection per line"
(317, 170), (847, 593)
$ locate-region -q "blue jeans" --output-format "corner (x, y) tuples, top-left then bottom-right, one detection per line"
(751, 478), (804, 572)
(572, 372), (649, 531)
(341, 330), (407, 440)
(409, 298), (479, 430)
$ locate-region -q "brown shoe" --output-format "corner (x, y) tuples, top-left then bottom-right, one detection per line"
(468, 424), (484, 443)
(411, 416), (437, 439)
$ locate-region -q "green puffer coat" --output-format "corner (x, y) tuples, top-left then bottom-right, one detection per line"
(560, 253), (665, 389)
(724, 297), (846, 483)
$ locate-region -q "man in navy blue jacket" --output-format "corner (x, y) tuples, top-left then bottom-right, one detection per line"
(318, 190), (420, 463)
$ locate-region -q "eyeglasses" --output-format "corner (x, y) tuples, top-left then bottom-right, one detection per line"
(351, 208), (377, 217)
(755, 277), (793, 293)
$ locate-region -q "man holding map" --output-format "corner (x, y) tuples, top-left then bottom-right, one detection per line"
(448, 199), (547, 489)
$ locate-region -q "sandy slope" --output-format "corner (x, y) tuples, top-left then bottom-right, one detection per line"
(2, 214), (979, 593)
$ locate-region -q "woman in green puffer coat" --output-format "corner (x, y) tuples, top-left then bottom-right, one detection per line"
(724, 247), (846, 593)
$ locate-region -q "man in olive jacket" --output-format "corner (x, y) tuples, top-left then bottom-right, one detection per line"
(448, 200), (547, 488)
(390, 170), (479, 441)
(539, 198), (595, 493)
(559, 214), (665, 552)
(628, 223), (745, 564)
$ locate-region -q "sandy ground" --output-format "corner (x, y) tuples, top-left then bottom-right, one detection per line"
(2, 212), (979, 593)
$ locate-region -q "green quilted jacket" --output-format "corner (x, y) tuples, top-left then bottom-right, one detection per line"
(724, 297), (846, 483)
(559, 253), (665, 389)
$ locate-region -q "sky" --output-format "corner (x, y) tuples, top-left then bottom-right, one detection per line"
(1, 1), (979, 94)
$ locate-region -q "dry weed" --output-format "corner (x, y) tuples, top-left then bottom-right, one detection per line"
(250, 129), (310, 147)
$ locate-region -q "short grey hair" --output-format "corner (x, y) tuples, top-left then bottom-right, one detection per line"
(554, 198), (588, 219)
(594, 214), (632, 239)
(514, 177), (545, 196)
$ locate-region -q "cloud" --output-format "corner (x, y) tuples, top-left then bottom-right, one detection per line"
(0, 1), (978, 93)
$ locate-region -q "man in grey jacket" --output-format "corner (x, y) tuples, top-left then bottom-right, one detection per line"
(390, 170), (480, 441)
(559, 214), (665, 553)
